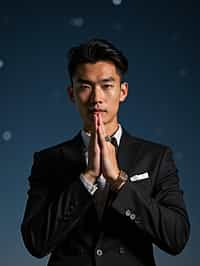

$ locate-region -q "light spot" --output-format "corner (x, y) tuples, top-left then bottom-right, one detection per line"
(112, 0), (122, 5)
(2, 130), (12, 141)
(69, 17), (85, 28)
(0, 59), (5, 69)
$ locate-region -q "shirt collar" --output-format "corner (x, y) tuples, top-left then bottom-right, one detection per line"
(81, 124), (122, 149)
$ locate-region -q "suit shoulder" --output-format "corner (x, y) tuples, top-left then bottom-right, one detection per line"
(135, 136), (168, 150)
(125, 130), (171, 153)
(33, 133), (80, 158)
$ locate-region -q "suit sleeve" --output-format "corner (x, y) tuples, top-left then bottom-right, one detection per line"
(111, 147), (190, 255)
(21, 151), (93, 258)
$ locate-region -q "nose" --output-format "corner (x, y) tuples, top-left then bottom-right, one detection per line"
(90, 86), (103, 104)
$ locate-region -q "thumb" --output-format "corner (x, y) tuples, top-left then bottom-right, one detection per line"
(90, 114), (99, 147)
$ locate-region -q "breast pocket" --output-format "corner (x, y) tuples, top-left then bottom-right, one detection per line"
(128, 172), (152, 195)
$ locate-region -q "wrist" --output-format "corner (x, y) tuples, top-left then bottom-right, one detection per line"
(110, 169), (128, 191)
(82, 170), (97, 184)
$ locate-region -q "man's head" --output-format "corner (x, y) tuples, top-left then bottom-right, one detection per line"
(67, 38), (128, 134)
(67, 38), (128, 84)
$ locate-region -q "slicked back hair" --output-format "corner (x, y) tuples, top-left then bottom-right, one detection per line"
(67, 38), (128, 84)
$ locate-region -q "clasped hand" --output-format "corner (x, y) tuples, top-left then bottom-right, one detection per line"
(83, 113), (120, 185)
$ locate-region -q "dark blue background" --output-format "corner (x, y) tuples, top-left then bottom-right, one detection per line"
(0, 0), (199, 265)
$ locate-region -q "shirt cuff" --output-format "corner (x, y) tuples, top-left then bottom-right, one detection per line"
(80, 174), (98, 195)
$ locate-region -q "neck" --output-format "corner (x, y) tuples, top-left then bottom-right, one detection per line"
(106, 123), (119, 136)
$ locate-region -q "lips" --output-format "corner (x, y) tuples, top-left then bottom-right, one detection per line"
(89, 108), (105, 113)
(92, 110), (104, 113)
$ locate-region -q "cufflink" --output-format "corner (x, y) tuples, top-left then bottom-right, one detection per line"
(89, 184), (98, 195)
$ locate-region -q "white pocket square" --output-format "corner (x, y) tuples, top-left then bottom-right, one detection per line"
(130, 172), (149, 182)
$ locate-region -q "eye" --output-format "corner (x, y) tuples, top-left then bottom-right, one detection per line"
(102, 84), (113, 89)
(79, 84), (91, 90)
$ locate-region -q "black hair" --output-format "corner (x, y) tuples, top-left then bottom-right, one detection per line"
(67, 38), (128, 84)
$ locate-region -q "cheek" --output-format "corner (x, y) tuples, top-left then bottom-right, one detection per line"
(75, 91), (89, 104)
(106, 95), (120, 113)
(107, 91), (120, 104)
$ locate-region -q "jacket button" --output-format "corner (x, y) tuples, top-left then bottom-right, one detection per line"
(130, 213), (136, 220)
(119, 247), (125, 254)
(96, 249), (103, 256)
(125, 209), (131, 216)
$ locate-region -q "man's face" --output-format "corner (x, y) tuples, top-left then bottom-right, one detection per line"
(68, 61), (128, 132)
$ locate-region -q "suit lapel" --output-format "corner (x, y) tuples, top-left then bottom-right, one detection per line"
(118, 128), (142, 176)
(61, 131), (87, 177)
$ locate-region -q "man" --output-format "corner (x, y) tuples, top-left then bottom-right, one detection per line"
(21, 38), (190, 266)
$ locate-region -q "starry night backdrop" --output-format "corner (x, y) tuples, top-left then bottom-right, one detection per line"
(0, 0), (199, 265)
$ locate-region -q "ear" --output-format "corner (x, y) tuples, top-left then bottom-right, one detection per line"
(119, 82), (128, 102)
(67, 86), (75, 103)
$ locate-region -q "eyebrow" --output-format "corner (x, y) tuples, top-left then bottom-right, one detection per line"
(77, 77), (115, 84)
(100, 77), (115, 83)
(77, 78), (93, 85)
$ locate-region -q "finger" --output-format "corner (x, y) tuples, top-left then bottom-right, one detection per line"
(98, 113), (106, 135)
(89, 114), (97, 149)
(97, 113), (106, 148)
(94, 114), (99, 145)
(90, 114), (100, 151)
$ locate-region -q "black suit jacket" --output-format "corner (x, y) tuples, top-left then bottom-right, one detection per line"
(21, 128), (190, 266)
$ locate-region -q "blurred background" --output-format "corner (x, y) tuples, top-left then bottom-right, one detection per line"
(0, 0), (199, 265)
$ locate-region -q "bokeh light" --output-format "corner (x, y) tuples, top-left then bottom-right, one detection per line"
(112, 0), (122, 5)
(0, 59), (5, 70)
(2, 130), (12, 142)
(69, 17), (85, 28)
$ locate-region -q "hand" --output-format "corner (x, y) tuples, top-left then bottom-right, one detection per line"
(97, 114), (120, 184)
(82, 114), (101, 184)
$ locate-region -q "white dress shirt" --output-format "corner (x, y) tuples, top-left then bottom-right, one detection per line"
(80, 124), (123, 195)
